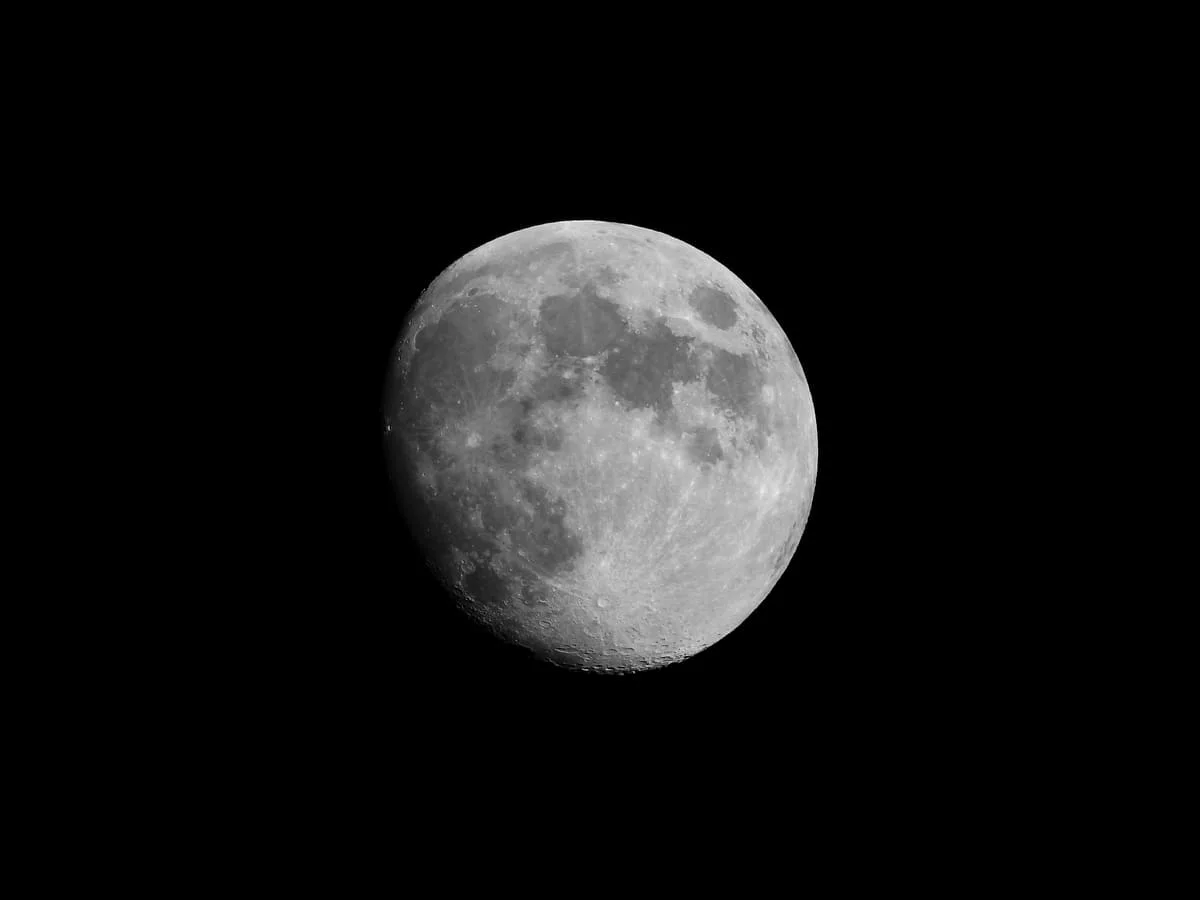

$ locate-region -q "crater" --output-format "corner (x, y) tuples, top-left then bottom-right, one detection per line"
(769, 516), (806, 584)
(688, 285), (738, 329)
(438, 240), (575, 300)
(518, 582), (550, 607)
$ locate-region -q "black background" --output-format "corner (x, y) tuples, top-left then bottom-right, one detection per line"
(222, 90), (1012, 795)
(64, 22), (1095, 867)
(260, 151), (980, 752)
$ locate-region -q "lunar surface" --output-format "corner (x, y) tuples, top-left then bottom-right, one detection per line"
(383, 221), (817, 672)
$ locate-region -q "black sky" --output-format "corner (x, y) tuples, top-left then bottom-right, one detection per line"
(232, 106), (1006, 781)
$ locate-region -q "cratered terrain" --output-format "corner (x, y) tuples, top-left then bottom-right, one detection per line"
(383, 221), (817, 673)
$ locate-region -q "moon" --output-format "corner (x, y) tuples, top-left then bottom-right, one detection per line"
(383, 221), (817, 672)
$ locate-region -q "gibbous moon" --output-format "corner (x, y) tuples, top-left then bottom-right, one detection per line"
(383, 221), (817, 672)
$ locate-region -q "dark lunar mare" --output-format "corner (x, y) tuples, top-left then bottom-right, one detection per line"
(538, 281), (706, 423)
(525, 367), (586, 407)
(687, 285), (738, 329)
(601, 317), (702, 422)
(404, 293), (518, 437)
(387, 258), (784, 627)
(705, 346), (763, 418)
(686, 426), (724, 466)
(705, 346), (771, 450)
(536, 279), (772, 441)
(539, 284), (627, 358)
(388, 289), (589, 609)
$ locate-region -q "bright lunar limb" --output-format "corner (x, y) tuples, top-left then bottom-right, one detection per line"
(383, 221), (817, 673)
